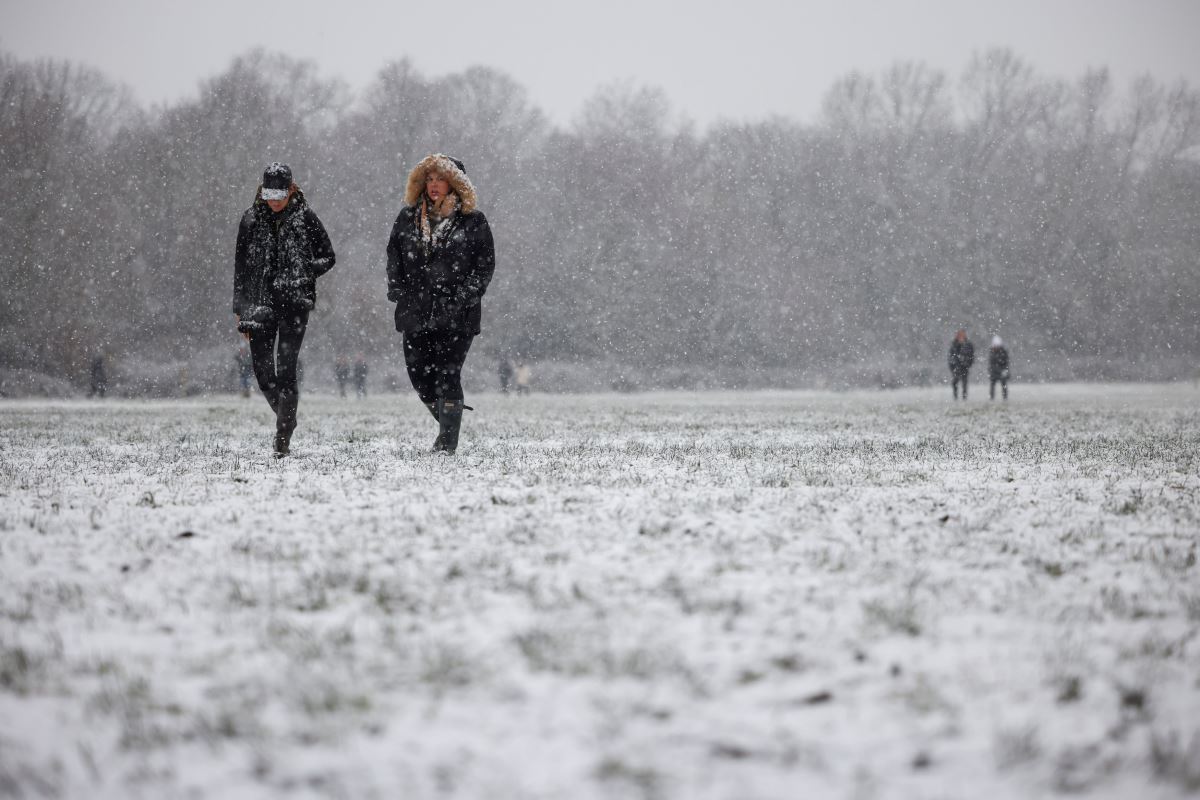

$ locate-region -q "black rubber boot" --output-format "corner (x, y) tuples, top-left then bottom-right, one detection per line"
(424, 401), (445, 451)
(424, 400), (470, 421)
(273, 388), (298, 457)
(434, 398), (463, 454)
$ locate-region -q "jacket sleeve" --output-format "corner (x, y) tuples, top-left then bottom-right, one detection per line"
(305, 208), (336, 277)
(388, 219), (403, 299)
(447, 212), (495, 312)
(385, 215), (404, 302)
(232, 212), (252, 315)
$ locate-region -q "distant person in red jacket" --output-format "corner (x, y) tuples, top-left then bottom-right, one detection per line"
(948, 329), (975, 400)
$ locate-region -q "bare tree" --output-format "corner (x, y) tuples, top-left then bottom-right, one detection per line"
(3, 46), (1198, 391)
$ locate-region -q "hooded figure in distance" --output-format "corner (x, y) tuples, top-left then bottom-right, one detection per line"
(386, 154), (495, 454)
(988, 335), (1010, 401)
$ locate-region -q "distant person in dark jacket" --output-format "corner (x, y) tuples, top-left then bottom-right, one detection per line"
(334, 355), (350, 397)
(233, 162), (336, 456)
(498, 355), (513, 394)
(948, 329), (975, 400)
(387, 154), (495, 454)
(353, 353), (368, 398)
(235, 345), (253, 398)
(89, 354), (107, 398)
(988, 335), (1010, 401)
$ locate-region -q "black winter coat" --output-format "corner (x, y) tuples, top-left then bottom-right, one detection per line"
(386, 205), (495, 335)
(233, 189), (335, 325)
(948, 340), (975, 373)
(989, 346), (1010, 380)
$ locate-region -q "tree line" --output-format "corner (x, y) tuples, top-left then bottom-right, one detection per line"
(1, 47), (1198, 394)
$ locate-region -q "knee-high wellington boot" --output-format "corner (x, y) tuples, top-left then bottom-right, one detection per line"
(434, 398), (463, 454)
(424, 400), (445, 451)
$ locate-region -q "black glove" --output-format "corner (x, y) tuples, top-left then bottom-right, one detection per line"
(428, 300), (458, 329)
(236, 305), (274, 333)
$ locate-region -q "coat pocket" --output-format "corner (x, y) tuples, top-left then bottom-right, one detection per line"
(394, 292), (429, 332)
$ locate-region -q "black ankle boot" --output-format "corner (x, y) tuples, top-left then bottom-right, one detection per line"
(433, 398), (463, 454)
(273, 429), (291, 457)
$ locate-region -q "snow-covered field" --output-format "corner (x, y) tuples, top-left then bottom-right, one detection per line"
(1, 384), (1198, 799)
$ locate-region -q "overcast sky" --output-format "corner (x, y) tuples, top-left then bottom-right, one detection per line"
(3, 0), (1199, 127)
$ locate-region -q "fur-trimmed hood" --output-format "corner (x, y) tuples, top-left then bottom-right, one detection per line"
(404, 154), (477, 213)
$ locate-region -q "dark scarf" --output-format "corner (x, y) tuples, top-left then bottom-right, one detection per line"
(245, 190), (313, 307)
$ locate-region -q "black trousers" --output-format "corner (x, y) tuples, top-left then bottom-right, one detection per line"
(990, 377), (1008, 400)
(951, 368), (969, 399)
(248, 309), (308, 433)
(403, 330), (474, 405)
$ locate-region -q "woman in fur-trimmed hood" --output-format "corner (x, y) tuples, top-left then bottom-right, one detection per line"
(233, 161), (336, 457)
(386, 153), (495, 454)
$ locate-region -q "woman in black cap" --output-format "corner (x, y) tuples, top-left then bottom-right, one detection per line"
(233, 162), (336, 456)
(386, 154), (495, 454)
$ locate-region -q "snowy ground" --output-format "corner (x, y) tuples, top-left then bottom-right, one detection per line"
(1, 384), (1198, 799)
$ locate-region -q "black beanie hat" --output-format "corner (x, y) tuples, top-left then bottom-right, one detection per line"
(261, 162), (293, 200)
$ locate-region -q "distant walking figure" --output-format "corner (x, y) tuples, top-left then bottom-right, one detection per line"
(514, 361), (532, 396)
(335, 355), (350, 397)
(989, 336), (1010, 401)
(233, 162), (336, 456)
(353, 353), (369, 398)
(387, 154), (495, 454)
(235, 345), (253, 398)
(498, 356), (513, 394)
(89, 354), (107, 398)
(948, 329), (975, 400)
